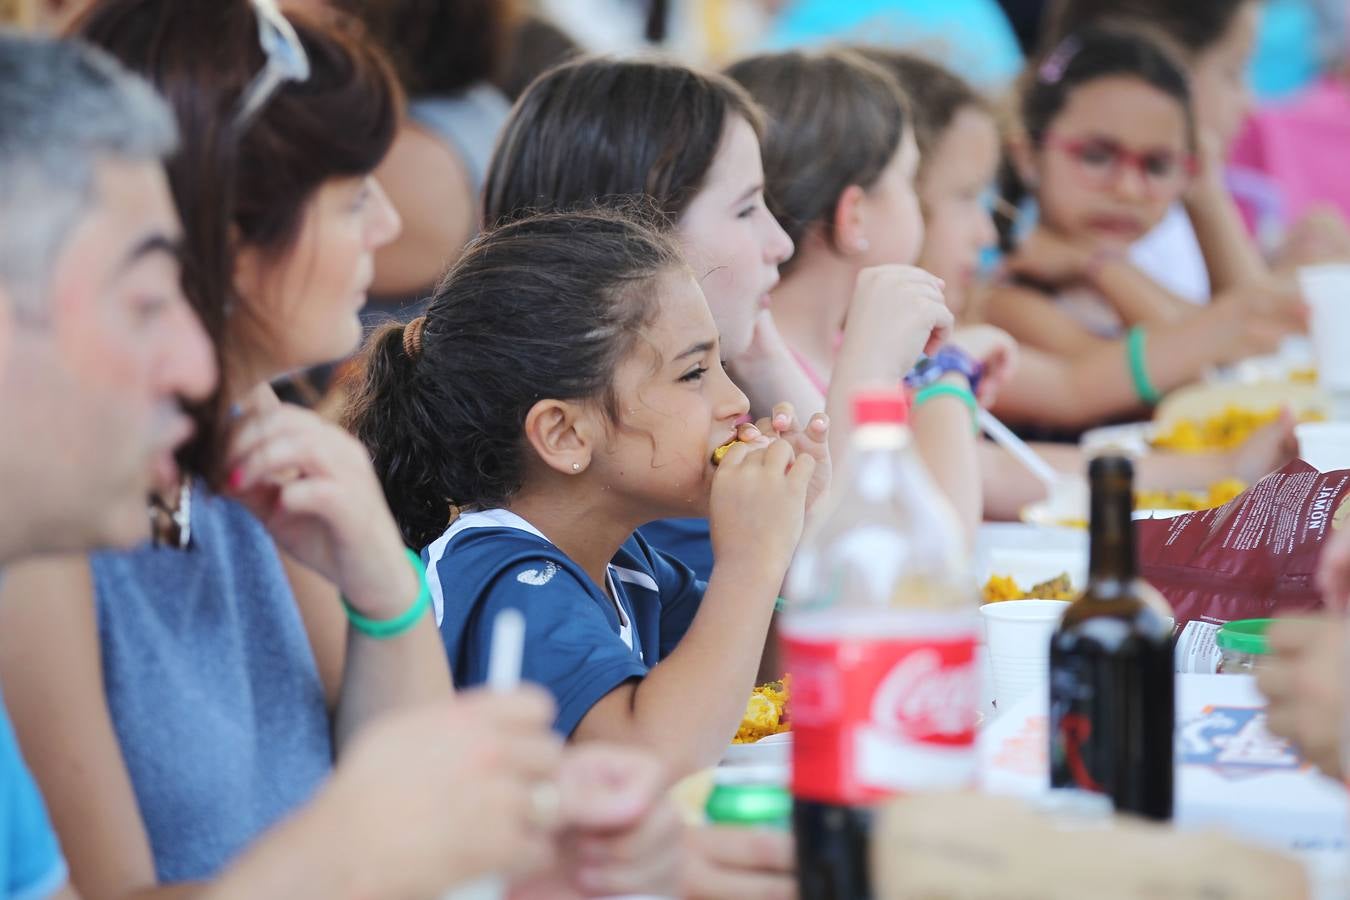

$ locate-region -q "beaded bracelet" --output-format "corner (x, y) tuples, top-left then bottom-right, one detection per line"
(1126, 326), (1162, 406)
(914, 383), (980, 434)
(341, 548), (431, 640)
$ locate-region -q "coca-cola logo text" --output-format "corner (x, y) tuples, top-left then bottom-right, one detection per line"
(869, 647), (978, 745)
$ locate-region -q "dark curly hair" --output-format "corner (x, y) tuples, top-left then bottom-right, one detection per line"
(345, 205), (684, 550)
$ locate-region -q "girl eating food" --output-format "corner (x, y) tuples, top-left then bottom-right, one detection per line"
(481, 55), (947, 577)
(348, 206), (824, 778)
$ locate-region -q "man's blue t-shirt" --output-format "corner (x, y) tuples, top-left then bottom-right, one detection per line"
(0, 700), (66, 900)
(425, 510), (706, 735)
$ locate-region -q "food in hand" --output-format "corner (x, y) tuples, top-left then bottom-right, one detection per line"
(982, 572), (1077, 604)
(711, 439), (746, 466)
(733, 677), (790, 744)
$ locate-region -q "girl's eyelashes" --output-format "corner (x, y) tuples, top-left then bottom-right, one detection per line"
(679, 365), (710, 384)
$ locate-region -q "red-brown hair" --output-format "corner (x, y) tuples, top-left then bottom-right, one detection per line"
(73, 0), (402, 483)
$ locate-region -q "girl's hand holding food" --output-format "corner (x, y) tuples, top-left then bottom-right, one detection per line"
(709, 438), (815, 585)
(225, 397), (418, 619)
(752, 403), (831, 513)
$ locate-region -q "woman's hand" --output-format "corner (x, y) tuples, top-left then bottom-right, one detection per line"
(750, 404), (830, 513)
(326, 688), (565, 894)
(946, 325), (1019, 407)
(682, 826), (797, 900)
(511, 745), (685, 899)
(1256, 615), (1346, 779)
(709, 438), (815, 585)
(225, 397), (416, 617)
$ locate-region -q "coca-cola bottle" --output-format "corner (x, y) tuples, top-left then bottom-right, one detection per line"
(1049, 455), (1174, 820)
(782, 389), (978, 900)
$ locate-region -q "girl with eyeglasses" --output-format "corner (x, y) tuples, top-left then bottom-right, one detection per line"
(857, 46), (1297, 517)
(0, 1), (683, 896)
(983, 25), (1303, 433)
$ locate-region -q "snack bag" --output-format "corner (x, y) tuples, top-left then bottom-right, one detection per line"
(1138, 460), (1350, 627)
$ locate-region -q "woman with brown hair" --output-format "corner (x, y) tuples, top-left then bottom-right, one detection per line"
(345, 0), (528, 306)
(0, 1), (681, 896)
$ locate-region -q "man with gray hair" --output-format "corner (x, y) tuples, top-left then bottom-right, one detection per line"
(0, 28), (216, 558)
(0, 28), (213, 899)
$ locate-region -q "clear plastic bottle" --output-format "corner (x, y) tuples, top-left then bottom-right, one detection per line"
(782, 389), (978, 900)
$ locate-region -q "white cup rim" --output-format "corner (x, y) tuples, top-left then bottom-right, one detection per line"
(979, 599), (1071, 622)
(1296, 422), (1350, 438)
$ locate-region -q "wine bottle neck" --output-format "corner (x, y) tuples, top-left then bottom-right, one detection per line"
(1088, 485), (1137, 584)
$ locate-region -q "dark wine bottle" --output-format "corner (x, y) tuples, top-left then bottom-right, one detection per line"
(1049, 455), (1174, 821)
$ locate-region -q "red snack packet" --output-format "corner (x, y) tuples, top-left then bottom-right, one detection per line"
(1138, 460), (1350, 627)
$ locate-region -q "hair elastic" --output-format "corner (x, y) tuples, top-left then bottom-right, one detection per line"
(402, 315), (427, 358)
(1038, 36), (1081, 84)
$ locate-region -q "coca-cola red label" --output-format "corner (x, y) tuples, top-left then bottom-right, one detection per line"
(784, 629), (979, 804)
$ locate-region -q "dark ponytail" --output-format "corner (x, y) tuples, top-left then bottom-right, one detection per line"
(345, 205), (684, 550)
(996, 24), (1195, 251)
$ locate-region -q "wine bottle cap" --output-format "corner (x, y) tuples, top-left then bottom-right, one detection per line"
(1089, 454), (1134, 482)
(853, 389), (909, 426)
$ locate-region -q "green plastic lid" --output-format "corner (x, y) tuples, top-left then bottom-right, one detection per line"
(1216, 618), (1274, 656)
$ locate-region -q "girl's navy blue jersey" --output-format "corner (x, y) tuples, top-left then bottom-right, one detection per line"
(424, 509), (706, 735)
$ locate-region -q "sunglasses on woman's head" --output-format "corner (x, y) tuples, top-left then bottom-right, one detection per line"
(233, 0), (311, 131)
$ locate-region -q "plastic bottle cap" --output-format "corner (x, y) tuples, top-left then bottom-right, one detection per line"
(1216, 618), (1274, 656)
(853, 389), (909, 426)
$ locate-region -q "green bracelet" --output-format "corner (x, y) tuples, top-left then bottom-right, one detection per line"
(913, 383), (980, 434)
(1126, 326), (1162, 406)
(341, 548), (431, 640)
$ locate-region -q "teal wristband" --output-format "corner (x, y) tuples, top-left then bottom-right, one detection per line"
(1126, 326), (1162, 406)
(341, 548), (431, 640)
(913, 383), (980, 434)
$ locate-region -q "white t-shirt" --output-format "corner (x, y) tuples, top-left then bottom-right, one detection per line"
(1129, 204), (1211, 304)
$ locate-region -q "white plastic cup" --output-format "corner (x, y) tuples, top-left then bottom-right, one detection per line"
(1296, 422), (1350, 472)
(979, 600), (1070, 711)
(1299, 264), (1350, 391)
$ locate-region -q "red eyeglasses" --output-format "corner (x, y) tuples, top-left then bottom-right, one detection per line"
(1045, 134), (1197, 197)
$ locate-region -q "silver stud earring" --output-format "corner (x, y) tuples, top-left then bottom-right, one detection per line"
(855, 237), (871, 253)
(572, 462), (582, 472)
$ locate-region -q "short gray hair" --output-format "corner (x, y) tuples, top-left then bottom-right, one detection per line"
(0, 30), (177, 312)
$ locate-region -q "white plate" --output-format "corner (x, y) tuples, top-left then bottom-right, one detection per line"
(722, 732), (791, 767)
(1079, 421), (1155, 457)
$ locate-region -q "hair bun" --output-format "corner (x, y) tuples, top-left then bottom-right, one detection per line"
(402, 315), (427, 358)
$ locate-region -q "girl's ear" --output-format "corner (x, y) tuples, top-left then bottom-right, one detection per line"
(523, 398), (595, 477)
(831, 184), (871, 256)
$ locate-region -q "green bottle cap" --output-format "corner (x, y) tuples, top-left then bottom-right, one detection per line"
(1216, 618), (1274, 656)
(705, 766), (791, 829)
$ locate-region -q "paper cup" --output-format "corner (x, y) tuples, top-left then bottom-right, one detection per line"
(979, 600), (1070, 710)
(1296, 422), (1350, 472)
(1299, 264), (1350, 391)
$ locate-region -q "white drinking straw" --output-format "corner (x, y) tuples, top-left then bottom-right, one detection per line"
(441, 608), (526, 900)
